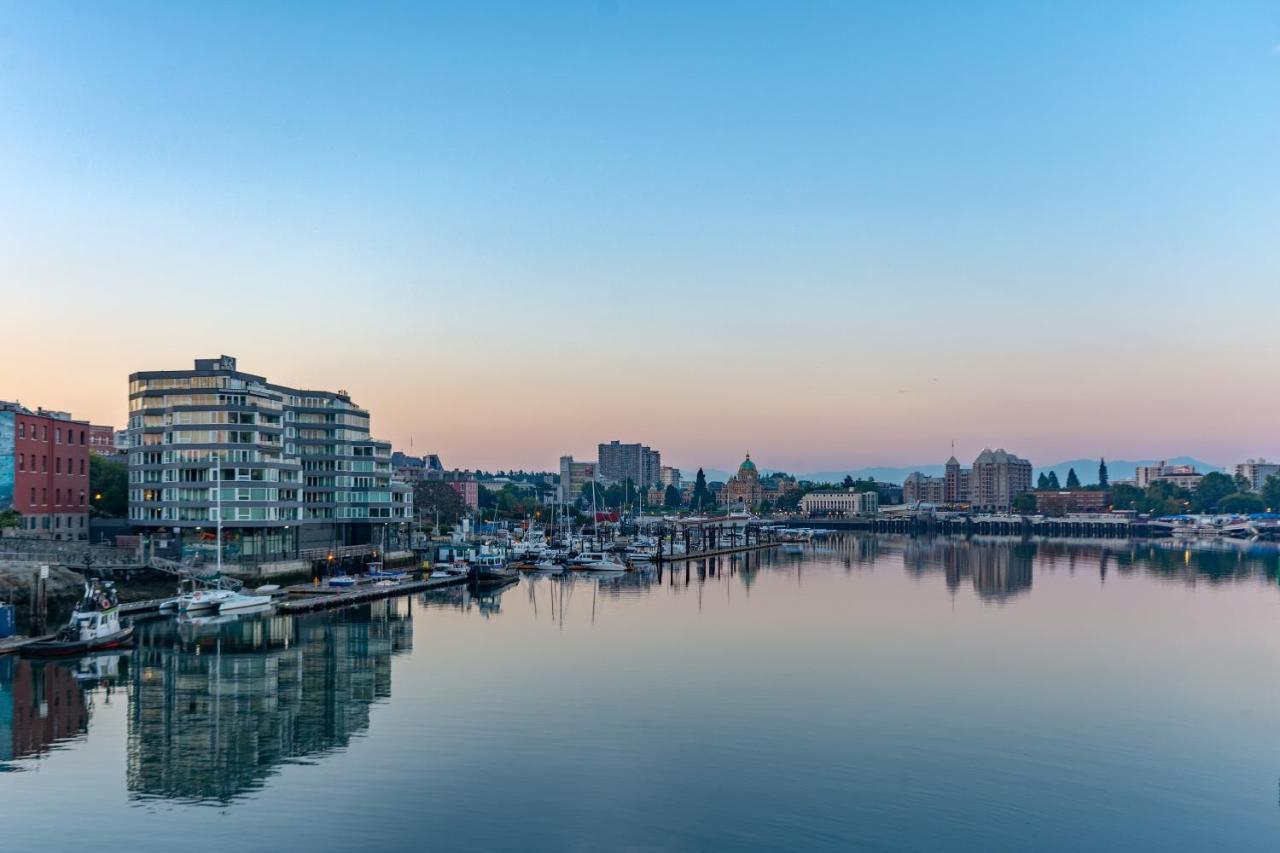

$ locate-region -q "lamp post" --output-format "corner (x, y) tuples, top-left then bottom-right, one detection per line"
(215, 453), (222, 576)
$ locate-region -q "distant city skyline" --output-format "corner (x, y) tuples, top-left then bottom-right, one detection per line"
(3, 4), (1278, 471)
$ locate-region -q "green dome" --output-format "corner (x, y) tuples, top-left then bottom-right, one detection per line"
(738, 454), (757, 475)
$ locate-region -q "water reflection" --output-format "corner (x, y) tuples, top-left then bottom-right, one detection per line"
(2, 534), (1277, 807)
(901, 539), (1035, 601)
(0, 657), (94, 765)
(126, 598), (413, 804)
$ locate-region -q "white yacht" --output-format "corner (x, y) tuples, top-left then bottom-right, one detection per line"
(572, 552), (627, 571)
(218, 593), (274, 613)
(178, 588), (237, 613)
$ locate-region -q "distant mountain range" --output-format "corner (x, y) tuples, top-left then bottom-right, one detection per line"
(695, 456), (1222, 486)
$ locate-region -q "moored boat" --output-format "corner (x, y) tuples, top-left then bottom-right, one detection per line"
(218, 593), (274, 613)
(24, 580), (135, 657)
(367, 561), (409, 581)
(178, 588), (237, 612)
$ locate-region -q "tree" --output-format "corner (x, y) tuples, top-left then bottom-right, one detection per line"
(90, 454), (128, 517)
(690, 468), (712, 511)
(1192, 472), (1235, 513)
(0, 508), (21, 530)
(1233, 472), (1251, 493)
(663, 485), (681, 509)
(841, 475), (855, 488)
(1097, 458), (1109, 488)
(1037, 472), (1050, 490)
(1218, 493), (1265, 514)
(1065, 468), (1081, 489)
(1109, 484), (1145, 512)
(1012, 492), (1037, 513)
(1047, 471), (1061, 490)
(1146, 480), (1193, 515)
(1261, 474), (1280, 511)
(412, 480), (467, 527)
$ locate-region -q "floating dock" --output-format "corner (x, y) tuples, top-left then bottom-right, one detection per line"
(0, 633), (56, 656)
(277, 573), (468, 613)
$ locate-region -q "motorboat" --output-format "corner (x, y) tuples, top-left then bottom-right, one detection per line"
(327, 573), (358, 589)
(24, 580), (134, 657)
(178, 588), (237, 612)
(367, 561), (409, 581)
(430, 564), (468, 580)
(572, 552), (628, 571)
(218, 593), (274, 613)
(471, 553), (518, 584)
(625, 544), (658, 564)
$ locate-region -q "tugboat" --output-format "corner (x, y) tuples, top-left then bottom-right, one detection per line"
(24, 580), (134, 657)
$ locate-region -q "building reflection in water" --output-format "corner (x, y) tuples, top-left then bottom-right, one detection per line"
(126, 598), (413, 804)
(901, 538), (1035, 602)
(0, 656), (92, 763)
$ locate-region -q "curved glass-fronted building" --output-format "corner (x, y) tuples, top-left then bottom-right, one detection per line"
(127, 356), (411, 561)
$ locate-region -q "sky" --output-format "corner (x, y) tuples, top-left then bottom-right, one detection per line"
(1, 1), (1278, 474)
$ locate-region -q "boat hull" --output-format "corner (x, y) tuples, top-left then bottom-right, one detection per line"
(23, 626), (135, 658)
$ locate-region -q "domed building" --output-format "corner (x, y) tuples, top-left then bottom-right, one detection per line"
(721, 453), (763, 510)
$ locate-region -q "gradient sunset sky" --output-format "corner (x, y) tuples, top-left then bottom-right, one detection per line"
(2, 2), (1278, 473)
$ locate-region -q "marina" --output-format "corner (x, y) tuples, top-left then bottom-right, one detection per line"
(2, 536), (1279, 851)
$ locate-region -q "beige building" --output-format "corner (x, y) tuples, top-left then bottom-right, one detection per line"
(801, 489), (879, 516)
(558, 456), (598, 503)
(904, 455), (970, 506)
(969, 448), (1033, 511)
(1135, 461), (1202, 492)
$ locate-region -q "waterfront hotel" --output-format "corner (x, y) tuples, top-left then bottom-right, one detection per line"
(126, 356), (412, 561)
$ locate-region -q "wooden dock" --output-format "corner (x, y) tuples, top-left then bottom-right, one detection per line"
(277, 573), (468, 613)
(654, 541), (780, 564)
(0, 633), (56, 656)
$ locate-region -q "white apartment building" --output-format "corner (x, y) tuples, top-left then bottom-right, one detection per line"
(1232, 459), (1280, 493)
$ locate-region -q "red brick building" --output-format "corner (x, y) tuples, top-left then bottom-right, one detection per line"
(1, 402), (91, 540)
(1034, 490), (1110, 517)
(88, 423), (119, 457)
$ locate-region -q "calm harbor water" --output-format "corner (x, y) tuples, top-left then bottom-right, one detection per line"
(3, 535), (1279, 852)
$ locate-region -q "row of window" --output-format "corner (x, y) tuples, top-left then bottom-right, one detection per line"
(16, 453), (86, 476)
(24, 487), (87, 507)
(19, 515), (86, 531)
(130, 392), (284, 412)
(17, 421), (88, 446)
(140, 410), (280, 427)
(129, 506), (301, 522)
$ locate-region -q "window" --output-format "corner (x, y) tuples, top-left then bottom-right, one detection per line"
(80, 430), (86, 445)
(55, 489), (61, 506)
(17, 453), (23, 471)
(30, 487), (36, 504)
(56, 427), (62, 444)
(18, 422), (24, 438)
(41, 425), (47, 441)
(80, 458), (85, 475)
(56, 457), (62, 474)
(42, 455), (47, 472)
